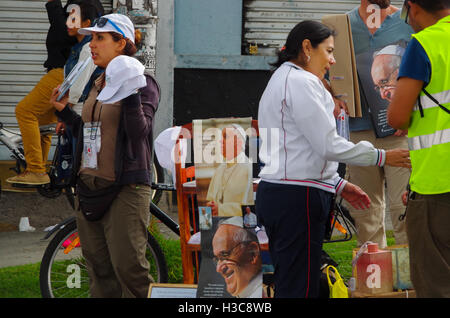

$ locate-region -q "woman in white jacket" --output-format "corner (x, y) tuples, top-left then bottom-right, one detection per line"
(256, 20), (410, 298)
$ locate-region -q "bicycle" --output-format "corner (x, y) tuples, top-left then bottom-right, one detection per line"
(1, 121), (357, 298)
(36, 134), (356, 298)
(0, 121), (171, 297)
(38, 196), (178, 298)
(0, 122), (59, 198)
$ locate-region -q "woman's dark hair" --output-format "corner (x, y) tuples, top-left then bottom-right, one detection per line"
(72, 0), (104, 24)
(110, 29), (142, 56)
(271, 20), (335, 69)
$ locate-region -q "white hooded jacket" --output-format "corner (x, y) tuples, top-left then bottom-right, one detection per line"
(258, 62), (385, 195)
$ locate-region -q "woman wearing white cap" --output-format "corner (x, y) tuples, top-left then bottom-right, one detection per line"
(50, 13), (160, 298)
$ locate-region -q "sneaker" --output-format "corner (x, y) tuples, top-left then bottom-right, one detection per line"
(6, 171), (50, 185)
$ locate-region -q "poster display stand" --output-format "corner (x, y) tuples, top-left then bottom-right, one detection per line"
(192, 117), (263, 298)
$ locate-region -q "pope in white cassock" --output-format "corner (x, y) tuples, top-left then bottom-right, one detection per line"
(206, 124), (254, 217)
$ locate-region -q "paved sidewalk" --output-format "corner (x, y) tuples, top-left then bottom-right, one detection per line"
(0, 230), (48, 268)
(0, 190), (180, 269)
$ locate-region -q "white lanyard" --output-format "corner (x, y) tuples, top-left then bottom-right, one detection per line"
(82, 100), (103, 169)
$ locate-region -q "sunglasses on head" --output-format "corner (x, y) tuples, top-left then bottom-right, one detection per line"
(92, 17), (126, 39)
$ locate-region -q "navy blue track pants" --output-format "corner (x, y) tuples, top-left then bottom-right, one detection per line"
(256, 181), (333, 298)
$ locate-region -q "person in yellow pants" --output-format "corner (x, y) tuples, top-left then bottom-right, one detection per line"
(7, 0), (103, 185)
(6, 0), (75, 185)
(8, 68), (64, 184)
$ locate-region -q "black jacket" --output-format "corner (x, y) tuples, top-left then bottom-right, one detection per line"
(55, 74), (160, 186)
(44, 0), (77, 71)
(44, 0), (104, 71)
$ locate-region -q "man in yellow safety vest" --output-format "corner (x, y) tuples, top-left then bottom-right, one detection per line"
(387, 0), (450, 298)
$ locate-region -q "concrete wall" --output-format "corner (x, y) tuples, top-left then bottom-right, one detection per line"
(174, 0), (242, 56)
(173, 0), (274, 70)
(154, 0), (175, 137)
(155, 0), (275, 135)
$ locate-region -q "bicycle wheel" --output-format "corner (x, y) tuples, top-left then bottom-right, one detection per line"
(151, 155), (164, 204)
(39, 220), (169, 298)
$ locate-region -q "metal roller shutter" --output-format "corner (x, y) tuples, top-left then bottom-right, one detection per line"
(243, 0), (404, 55)
(0, 0), (112, 159)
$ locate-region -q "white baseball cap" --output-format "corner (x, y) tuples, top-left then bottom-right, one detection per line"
(97, 55), (146, 104)
(78, 13), (135, 43)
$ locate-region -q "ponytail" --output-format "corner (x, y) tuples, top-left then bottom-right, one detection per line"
(271, 20), (335, 70)
(271, 45), (300, 69)
(134, 29), (142, 46)
(110, 29), (142, 56)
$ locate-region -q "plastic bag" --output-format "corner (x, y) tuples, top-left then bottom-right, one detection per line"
(336, 109), (349, 140)
(326, 265), (349, 298)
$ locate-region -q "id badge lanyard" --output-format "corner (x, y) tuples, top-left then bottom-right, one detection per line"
(82, 100), (103, 169)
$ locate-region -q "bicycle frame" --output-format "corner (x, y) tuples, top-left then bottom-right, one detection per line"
(37, 156), (356, 298)
(150, 201), (180, 236)
(324, 201), (354, 243)
(0, 122), (56, 175)
(41, 189), (353, 246)
(1, 117), (351, 246)
(0, 123), (27, 172)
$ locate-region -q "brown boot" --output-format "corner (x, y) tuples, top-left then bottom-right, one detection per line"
(6, 171), (50, 185)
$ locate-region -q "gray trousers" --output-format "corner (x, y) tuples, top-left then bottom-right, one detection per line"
(406, 192), (450, 298)
(76, 174), (152, 298)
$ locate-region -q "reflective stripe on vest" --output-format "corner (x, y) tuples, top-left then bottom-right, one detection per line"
(413, 89), (450, 112)
(408, 127), (450, 151)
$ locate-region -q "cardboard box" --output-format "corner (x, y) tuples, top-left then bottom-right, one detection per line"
(322, 14), (362, 118)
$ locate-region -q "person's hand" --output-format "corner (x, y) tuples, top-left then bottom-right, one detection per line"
(384, 149), (411, 168)
(56, 122), (66, 135)
(340, 182), (371, 210)
(333, 96), (349, 118)
(402, 190), (408, 206)
(394, 129), (408, 137)
(206, 201), (218, 217)
(50, 86), (68, 112)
